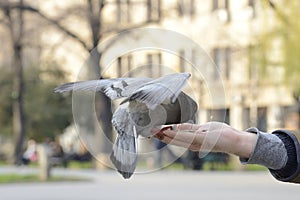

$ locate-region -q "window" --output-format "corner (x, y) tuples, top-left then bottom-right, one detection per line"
(247, 45), (258, 82)
(257, 107), (267, 131)
(212, 0), (229, 10)
(147, 0), (161, 21)
(208, 108), (230, 124)
(248, 0), (256, 18)
(116, 0), (131, 23)
(117, 55), (133, 77)
(177, 0), (195, 18)
(212, 47), (231, 80)
(179, 50), (186, 72)
(212, 0), (230, 22)
(146, 52), (162, 78)
(248, 0), (255, 7)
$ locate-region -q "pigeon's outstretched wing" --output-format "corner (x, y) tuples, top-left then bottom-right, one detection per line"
(127, 73), (191, 109)
(54, 78), (152, 100)
(110, 103), (138, 179)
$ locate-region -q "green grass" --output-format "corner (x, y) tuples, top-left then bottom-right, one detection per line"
(67, 161), (94, 169)
(0, 174), (38, 184)
(0, 161), (8, 166)
(156, 162), (267, 171)
(0, 173), (90, 184)
(0, 160), (94, 169)
(202, 162), (234, 171)
(245, 164), (268, 171)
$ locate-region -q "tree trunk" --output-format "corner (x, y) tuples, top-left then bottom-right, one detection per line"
(88, 49), (113, 155)
(86, 0), (113, 155)
(12, 43), (26, 165)
(2, 0), (27, 165)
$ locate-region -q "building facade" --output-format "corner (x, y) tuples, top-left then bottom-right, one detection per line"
(0, 0), (296, 133)
(98, 0), (296, 132)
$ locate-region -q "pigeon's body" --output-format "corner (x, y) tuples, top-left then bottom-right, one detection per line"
(55, 73), (198, 179)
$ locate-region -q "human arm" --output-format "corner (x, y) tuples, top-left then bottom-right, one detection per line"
(154, 122), (257, 158)
(154, 122), (300, 183)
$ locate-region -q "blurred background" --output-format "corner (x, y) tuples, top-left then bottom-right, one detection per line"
(0, 0), (300, 189)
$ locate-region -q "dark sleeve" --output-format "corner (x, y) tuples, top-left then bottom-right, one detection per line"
(269, 130), (300, 183)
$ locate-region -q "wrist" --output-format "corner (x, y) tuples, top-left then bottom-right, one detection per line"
(215, 126), (257, 157)
(230, 129), (258, 158)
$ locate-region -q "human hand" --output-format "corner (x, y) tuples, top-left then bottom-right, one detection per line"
(153, 122), (257, 158)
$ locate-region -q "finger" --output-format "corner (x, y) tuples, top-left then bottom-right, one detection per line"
(161, 135), (194, 149)
(162, 129), (178, 138)
(164, 129), (201, 145)
(177, 123), (200, 131)
(162, 135), (203, 151)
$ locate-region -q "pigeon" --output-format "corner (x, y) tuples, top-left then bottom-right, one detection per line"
(54, 72), (198, 179)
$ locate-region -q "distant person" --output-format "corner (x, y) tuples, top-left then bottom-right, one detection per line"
(48, 138), (68, 168)
(49, 139), (64, 158)
(22, 139), (37, 165)
(154, 122), (300, 184)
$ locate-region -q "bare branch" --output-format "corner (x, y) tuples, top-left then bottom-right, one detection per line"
(49, 5), (86, 23)
(17, 0), (24, 45)
(87, 0), (100, 47)
(0, 2), (90, 51)
(100, 19), (159, 40)
(2, 5), (15, 43)
(267, 0), (290, 26)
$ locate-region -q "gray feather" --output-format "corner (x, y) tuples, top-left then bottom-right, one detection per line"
(110, 104), (138, 179)
(110, 132), (137, 179)
(177, 92), (198, 123)
(128, 73), (191, 109)
(54, 78), (153, 100)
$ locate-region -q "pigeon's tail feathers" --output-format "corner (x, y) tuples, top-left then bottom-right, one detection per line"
(110, 127), (138, 179)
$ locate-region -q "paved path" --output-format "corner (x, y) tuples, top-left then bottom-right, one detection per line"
(0, 167), (299, 200)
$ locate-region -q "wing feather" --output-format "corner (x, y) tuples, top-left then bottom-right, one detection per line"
(54, 77), (152, 100)
(129, 73), (191, 109)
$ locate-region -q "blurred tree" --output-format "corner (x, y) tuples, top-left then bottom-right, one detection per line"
(0, 66), (72, 142)
(259, 0), (300, 126)
(0, 70), (13, 137)
(0, 0), (26, 164)
(25, 66), (72, 141)
(0, 0), (161, 159)
(265, 0), (300, 90)
(27, 0), (159, 155)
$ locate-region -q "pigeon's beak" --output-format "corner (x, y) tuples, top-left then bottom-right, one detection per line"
(179, 72), (191, 78)
(183, 72), (191, 78)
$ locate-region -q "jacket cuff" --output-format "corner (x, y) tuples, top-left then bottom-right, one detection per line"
(269, 130), (300, 182)
(240, 127), (287, 170)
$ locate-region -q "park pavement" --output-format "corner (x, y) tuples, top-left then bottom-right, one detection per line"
(0, 166), (299, 200)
